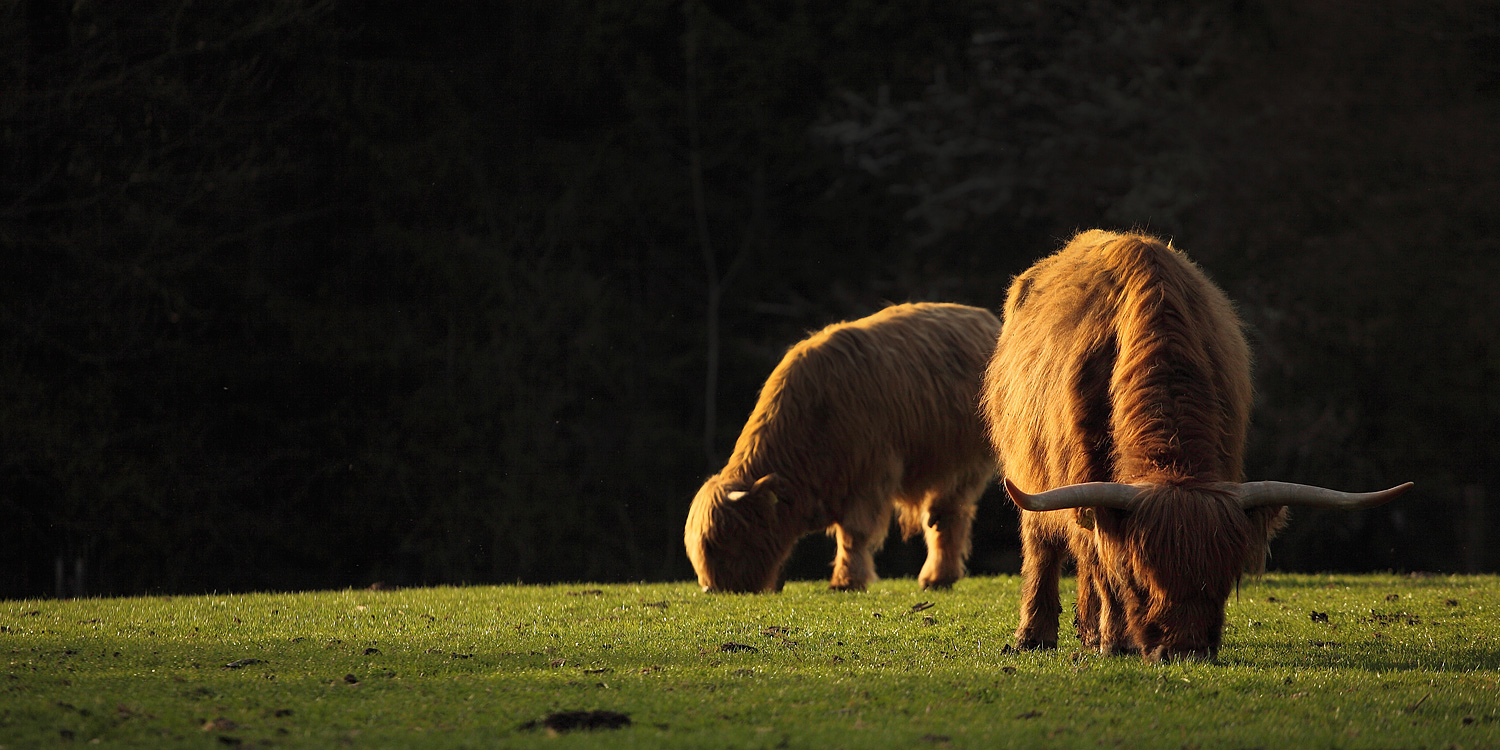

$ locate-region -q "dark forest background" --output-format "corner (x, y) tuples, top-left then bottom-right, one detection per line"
(4, 0), (1498, 598)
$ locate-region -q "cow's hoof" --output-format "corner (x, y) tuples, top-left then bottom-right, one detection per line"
(1145, 646), (1215, 663)
(1014, 637), (1057, 651)
(919, 577), (956, 591)
(828, 583), (867, 592)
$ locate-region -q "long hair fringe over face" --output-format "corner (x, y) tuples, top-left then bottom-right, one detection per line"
(684, 475), (799, 593)
(1094, 485), (1255, 660)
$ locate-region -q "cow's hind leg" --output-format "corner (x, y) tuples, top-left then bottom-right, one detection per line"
(1073, 543), (1133, 654)
(1095, 574), (1135, 655)
(829, 501), (891, 591)
(1073, 548), (1103, 649)
(1015, 515), (1065, 649)
(917, 470), (988, 590)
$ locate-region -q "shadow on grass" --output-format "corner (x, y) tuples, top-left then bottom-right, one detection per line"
(1223, 638), (1500, 672)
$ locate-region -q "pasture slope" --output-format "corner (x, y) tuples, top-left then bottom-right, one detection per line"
(2, 574), (1497, 748)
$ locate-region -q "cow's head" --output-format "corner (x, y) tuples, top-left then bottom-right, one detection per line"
(1007, 478), (1411, 662)
(684, 473), (797, 593)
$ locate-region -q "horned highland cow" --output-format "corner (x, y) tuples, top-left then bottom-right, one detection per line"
(685, 302), (1000, 593)
(982, 230), (1411, 661)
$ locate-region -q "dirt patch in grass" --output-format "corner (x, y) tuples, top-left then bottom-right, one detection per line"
(520, 710), (631, 733)
(1367, 611), (1421, 625)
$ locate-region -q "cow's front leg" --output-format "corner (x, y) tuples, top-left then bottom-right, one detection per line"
(1015, 518), (1063, 649)
(829, 502), (891, 591)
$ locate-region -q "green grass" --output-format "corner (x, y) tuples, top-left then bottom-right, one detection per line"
(3, 574), (1498, 748)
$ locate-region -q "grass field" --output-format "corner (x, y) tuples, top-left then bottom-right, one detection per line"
(3, 574), (1498, 748)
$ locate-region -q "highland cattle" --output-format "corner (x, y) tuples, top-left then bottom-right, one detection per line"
(982, 230), (1411, 661)
(686, 302), (1000, 593)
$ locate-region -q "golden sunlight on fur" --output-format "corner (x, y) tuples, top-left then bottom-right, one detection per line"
(685, 303), (1000, 593)
(984, 230), (1408, 661)
(984, 230), (1281, 661)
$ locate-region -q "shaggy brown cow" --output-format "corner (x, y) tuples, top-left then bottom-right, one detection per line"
(685, 303), (1000, 593)
(982, 230), (1411, 661)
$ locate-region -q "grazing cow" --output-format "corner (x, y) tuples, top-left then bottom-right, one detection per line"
(982, 230), (1410, 661)
(685, 303), (1000, 593)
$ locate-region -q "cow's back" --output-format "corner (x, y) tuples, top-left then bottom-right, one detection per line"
(984, 231), (1251, 493)
(731, 303), (999, 503)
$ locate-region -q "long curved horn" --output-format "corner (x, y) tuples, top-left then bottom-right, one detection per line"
(1236, 481), (1413, 510)
(1004, 477), (1145, 512)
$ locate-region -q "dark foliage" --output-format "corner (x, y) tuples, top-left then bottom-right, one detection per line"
(3, 0), (1497, 597)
